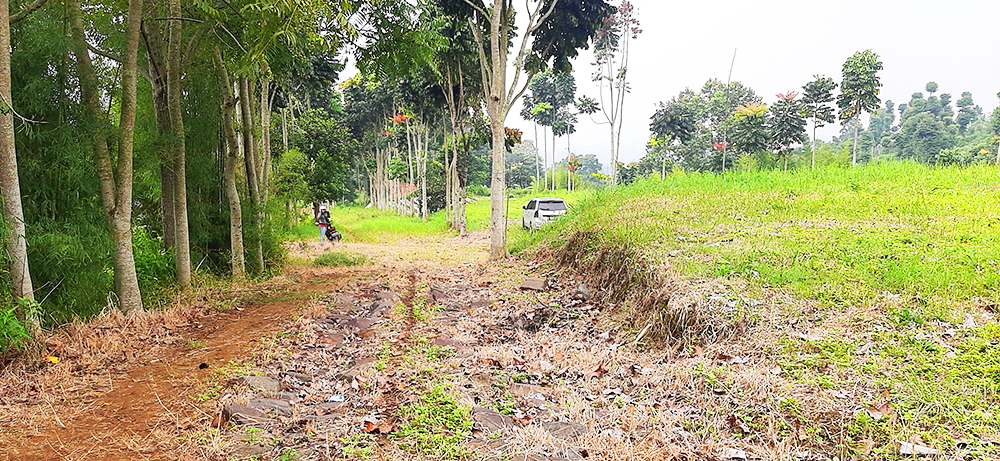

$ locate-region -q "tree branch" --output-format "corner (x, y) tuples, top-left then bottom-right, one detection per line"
(87, 43), (122, 62)
(10, 0), (48, 24)
(151, 17), (204, 23)
(461, 0), (489, 19)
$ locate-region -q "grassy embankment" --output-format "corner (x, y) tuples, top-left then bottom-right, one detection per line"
(516, 161), (1000, 456)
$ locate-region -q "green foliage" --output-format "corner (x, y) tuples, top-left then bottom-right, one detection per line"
(800, 75), (837, 130)
(132, 227), (175, 294)
(837, 50), (884, 122)
(313, 251), (367, 267)
(0, 300), (33, 353)
(394, 385), (472, 459)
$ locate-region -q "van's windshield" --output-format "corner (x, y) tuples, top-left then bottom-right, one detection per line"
(538, 201), (567, 211)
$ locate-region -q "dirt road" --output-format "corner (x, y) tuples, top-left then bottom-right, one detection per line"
(2, 234), (843, 461)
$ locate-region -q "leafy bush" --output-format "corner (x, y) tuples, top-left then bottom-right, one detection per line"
(466, 184), (489, 196)
(0, 300), (33, 354)
(313, 251), (367, 267)
(133, 227), (174, 292)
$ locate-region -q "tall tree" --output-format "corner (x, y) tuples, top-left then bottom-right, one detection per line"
(212, 47), (245, 279)
(0, 0), (34, 308)
(68, 0), (144, 311)
(456, 0), (613, 259)
(800, 75), (837, 169)
(837, 50), (883, 167)
(731, 103), (769, 160)
(955, 91), (982, 134)
(769, 92), (807, 171)
(591, 0), (640, 185)
(648, 95), (697, 176)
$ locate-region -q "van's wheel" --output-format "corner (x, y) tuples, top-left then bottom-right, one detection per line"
(522, 218), (528, 229)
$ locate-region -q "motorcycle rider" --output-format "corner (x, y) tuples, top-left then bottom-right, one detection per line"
(316, 205), (331, 242)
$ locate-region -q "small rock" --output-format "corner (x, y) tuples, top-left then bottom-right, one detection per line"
(222, 404), (270, 424)
(283, 371), (312, 382)
(231, 444), (268, 457)
(573, 283), (592, 301)
(241, 376), (281, 393)
(472, 406), (514, 435)
(541, 421), (588, 441)
(520, 278), (548, 291)
(249, 398), (293, 416)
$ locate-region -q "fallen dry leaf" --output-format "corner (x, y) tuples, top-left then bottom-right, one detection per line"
(726, 414), (751, 435)
(852, 439), (877, 461)
(865, 402), (896, 422)
(587, 362), (608, 378)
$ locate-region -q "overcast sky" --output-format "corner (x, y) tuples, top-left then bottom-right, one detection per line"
(342, 0), (1000, 170)
(506, 0), (1000, 169)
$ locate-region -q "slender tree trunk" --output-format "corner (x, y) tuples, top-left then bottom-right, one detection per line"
(213, 47), (244, 279)
(69, 0), (143, 310)
(542, 125), (548, 189)
(0, 0), (34, 308)
(811, 118), (817, 169)
(851, 113), (860, 167)
(239, 76), (263, 273)
(142, 14), (176, 251)
(166, 0), (191, 290)
(281, 107), (288, 153)
(533, 120), (539, 189)
(260, 72), (271, 204)
(421, 125), (428, 221)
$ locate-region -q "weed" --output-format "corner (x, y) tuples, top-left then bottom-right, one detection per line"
(341, 433), (374, 459)
(313, 251), (367, 267)
(394, 385), (472, 459)
(186, 339), (207, 349)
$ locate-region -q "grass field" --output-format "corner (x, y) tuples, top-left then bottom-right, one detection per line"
(289, 188), (592, 243)
(516, 161), (1000, 457)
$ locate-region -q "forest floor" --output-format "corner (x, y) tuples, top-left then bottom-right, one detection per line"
(1, 229), (995, 460)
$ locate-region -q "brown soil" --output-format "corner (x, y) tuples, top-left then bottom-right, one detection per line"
(4, 231), (951, 461)
(0, 241), (392, 461)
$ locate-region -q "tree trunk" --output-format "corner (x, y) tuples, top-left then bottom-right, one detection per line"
(281, 107), (288, 153)
(811, 117), (817, 170)
(213, 47), (244, 279)
(0, 0), (34, 308)
(260, 72), (272, 204)
(421, 125), (428, 221)
(533, 120), (539, 189)
(486, 0), (507, 260)
(851, 112), (860, 167)
(141, 12), (176, 251)
(69, 0), (144, 310)
(167, 0), (191, 290)
(239, 76), (263, 273)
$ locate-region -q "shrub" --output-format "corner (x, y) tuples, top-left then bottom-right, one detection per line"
(0, 300), (34, 354)
(313, 251), (367, 267)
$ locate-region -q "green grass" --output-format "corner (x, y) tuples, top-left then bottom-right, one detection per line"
(290, 189), (591, 243)
(393, 385), (472, 459)
(313, 251), (367, 267)
(517, 161), (1000, 312)
(516, 161), (1000, 455)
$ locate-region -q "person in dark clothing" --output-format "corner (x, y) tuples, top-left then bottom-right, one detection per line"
(316, 206), (331, 242)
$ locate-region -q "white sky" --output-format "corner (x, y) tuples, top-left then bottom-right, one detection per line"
(508, 0), (1000, 168)
(342, 0), (1000, 170)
